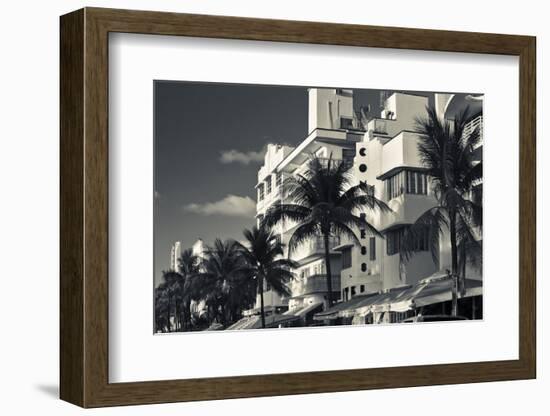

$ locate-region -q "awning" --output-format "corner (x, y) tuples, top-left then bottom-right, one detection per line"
(226, 316), (259, 330)
(252, 314), (300, 329)
(332, 243), (354, 252)
(227, 313), (301, 330)
(356, 286), (412, 315)
(389, 276), (482, 312)
(313, 273), (483, 320)
(294, 302), (323, 318)
(313, 294), (377, 320)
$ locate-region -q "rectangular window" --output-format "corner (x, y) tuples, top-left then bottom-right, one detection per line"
(386, 228), (404, 256)
(275, 171), (282, 187)
(387, 226), (429, 255)
(387, 170), (428, 200)
(342, 148), (356, 169)
(342, 247), (352, 269)
(258, 184), (264, 201)
(266, 176), (272, 194)
(369, 237), (376, 260)
(360, 285), (365, 293)
(409, 171), (416, 194)
(351, 286), (356, 297)
(412, 226), (430, 252)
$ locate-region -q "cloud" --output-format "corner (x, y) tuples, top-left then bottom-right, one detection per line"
(219, 148), (265, 165)
(183, 195), (256, 218)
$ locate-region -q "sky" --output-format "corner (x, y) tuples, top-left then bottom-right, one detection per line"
(153, 81), (429, 286)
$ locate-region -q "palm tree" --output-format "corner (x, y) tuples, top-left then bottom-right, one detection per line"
(154, 282), (170, 332)
(236, 225), (298, 328)
(263, 155), (390, 307)
(176, 249), (200, 330)
(157, 270), (181, 331)
(197, 239), (253, 327)
(400, 106), (482, 316)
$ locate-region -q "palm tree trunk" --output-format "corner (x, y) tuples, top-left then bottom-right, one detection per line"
(449, 210), (459, 316)
(323, 233), (334, 308)
(259, 281), (266, 329)
(167, 295), (172, 332)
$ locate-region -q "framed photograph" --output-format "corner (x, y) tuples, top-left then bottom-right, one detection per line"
(60, 7), (536, 408)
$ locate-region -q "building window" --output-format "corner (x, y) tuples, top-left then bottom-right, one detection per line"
(342, 247), (352, 269)
(275, 171), (282, 187)
(385, 170), (428, 200)
(385, 171), (405, 200)
(361, 263), (367, 272)
(313, 262), (325, 275)
(342, 148), (356, 169)
(359, 147), (366, 156)
(410, 226), (430, 252)
(360, 285), (365, 293)
(258, 184), (264, 202)
(360, 229), (366, 239)
(369, 237), (376, 260)
(340, 117), (354, 129)
(266, 176), (272, 194)
(361, 246), (367, 255)
(386, 226), (429, 256)
(351, 286), (356, 297)
(406, 170), (428, 195)
(359, 164), (367, 173)
(386, 228), (404, 256)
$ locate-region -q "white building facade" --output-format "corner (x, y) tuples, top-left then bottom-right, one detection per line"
(253, 88), (483, 324)
(169, 241), (182, 272)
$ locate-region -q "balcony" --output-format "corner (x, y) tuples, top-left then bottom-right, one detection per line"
(290, 274), (341, 298)
(291, 236), (341, 262)
(366, 118), (393, 137)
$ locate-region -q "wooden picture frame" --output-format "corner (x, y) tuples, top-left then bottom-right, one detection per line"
(60, 7), (536, 408)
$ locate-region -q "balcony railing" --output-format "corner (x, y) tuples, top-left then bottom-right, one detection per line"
(293, 236), (341, 261)
(367, 118), (389, 135)
(463, 115), (483, 148)
(290, 274), (341, 298)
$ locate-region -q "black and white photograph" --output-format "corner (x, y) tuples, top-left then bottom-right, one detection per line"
(153, 82), (483, 333)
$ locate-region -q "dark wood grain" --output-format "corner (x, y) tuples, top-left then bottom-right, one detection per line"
(60, 7), (537, 408)
(59, 8), (84, 407)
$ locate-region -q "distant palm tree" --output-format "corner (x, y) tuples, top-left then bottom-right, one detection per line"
(400, 106), (482, 315)
(236, 225), (298, 328)
(154, 281), (170, 332)
(198, 239), (253, 326)
(263, 155), (390, 307)
(177, 249), (200, 330)
(157, 270), (181, 331)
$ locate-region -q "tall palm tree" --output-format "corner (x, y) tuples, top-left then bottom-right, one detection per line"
(236, 225), (298, 328)
(400, 106), (482, 316)
(197, 239), (253, 327)
(177, 248), (200, 330)
(157, 270), (181, 331)
(154, 282), (170, 332)
(263, 155), (390, 307)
